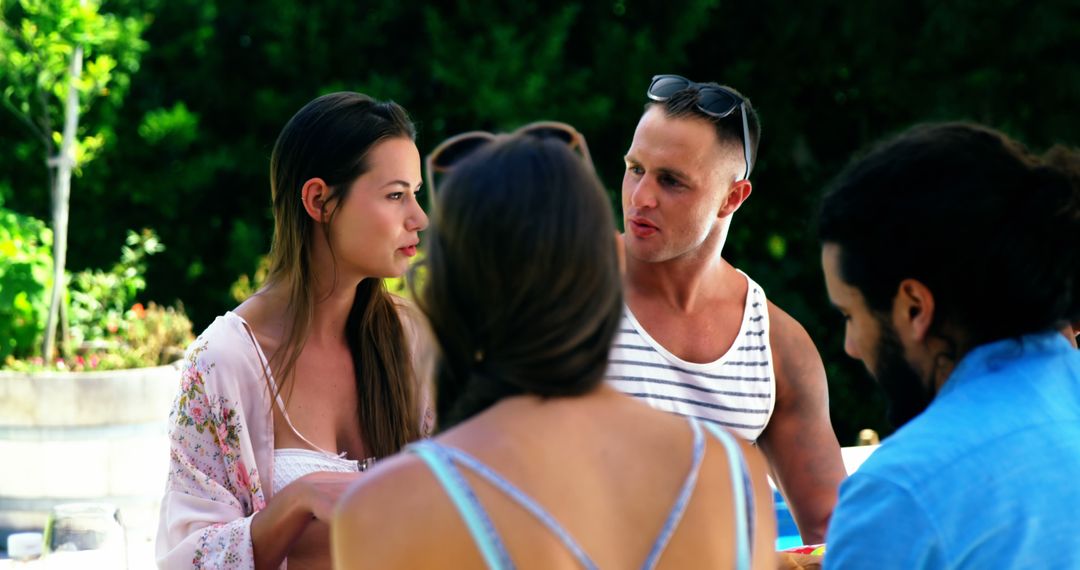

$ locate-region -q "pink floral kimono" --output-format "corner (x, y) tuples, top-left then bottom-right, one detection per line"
(156, 310), (433, 569)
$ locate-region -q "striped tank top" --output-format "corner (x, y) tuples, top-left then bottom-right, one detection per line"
(606, 271), (776, 441)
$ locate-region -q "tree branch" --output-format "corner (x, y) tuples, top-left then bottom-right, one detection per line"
(1, 96), (48, 142)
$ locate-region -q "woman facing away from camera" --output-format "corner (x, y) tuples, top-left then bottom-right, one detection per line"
(332, 130), (777, 569)
(156, 92), (434, 570)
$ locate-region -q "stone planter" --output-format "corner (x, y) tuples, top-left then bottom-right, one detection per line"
(0, 363), (179, 561)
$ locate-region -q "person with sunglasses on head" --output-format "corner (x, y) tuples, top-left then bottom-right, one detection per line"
(156, 92), (434, 570)
(818, 123), (1080, 568)
(332, 127), (778, 569)
(606, 75), (846, 545)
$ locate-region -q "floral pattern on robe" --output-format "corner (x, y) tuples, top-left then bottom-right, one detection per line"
(156, 306), (434, 570)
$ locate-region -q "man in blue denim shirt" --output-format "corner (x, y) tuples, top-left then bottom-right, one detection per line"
(816, 123), (1080, 568)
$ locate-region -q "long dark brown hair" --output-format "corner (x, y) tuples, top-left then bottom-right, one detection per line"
(414, 134), (623, 429)
(264, 92), (421, 457)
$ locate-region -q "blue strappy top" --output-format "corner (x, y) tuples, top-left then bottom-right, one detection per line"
(408, 418), (755, 570)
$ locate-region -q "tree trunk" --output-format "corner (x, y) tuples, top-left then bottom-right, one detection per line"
(41, 44), (83, 361)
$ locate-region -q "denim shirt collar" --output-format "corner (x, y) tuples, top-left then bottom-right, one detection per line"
(939, 331), (1074, 398)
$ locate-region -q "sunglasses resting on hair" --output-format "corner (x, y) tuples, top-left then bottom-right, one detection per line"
(647, 74), (754, 181)
(425, 121), (593, 196)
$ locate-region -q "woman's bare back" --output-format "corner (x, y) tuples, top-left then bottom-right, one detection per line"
(335, 385), (776, 569)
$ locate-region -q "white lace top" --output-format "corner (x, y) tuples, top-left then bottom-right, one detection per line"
(272, 449), (367, 494)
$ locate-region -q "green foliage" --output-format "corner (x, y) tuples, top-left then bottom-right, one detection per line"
(2, 0), (1078, 441)
(137, 101), (198, 148)
(67, 227), (163, 345)
(122, 302), (193, 366)
(4, 302), (194, 371)
(0, 0), (148, 167)
(0, 222), (194, 371)
(0, 207), (53, 362)
(228, 254), (269, 303)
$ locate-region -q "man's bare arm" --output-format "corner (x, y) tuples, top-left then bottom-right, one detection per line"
(758, 302), (846, 545)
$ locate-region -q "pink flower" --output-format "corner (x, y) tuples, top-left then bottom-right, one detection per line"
(236, 460), (252, 491)
(216, 423), (232, 454)
(190, 405), (205, 424)
(181, 367), (200, 392)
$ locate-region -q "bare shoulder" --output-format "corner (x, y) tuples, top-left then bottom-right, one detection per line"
(391, 293), (436, 382)
(389, 291), (415, 310)
(766, 301), (825, 392)
(766, 302), (820, 363)
(391, 294), (433, 343)
(390, 293), (417, 324)
(332, 450), (450, 567)
(184, 312), (264, 384)
(334, 451), (432, 524)
(701, 426), (777, 565)
(738, 436), (768, 472)
(698, 423), (769, 482)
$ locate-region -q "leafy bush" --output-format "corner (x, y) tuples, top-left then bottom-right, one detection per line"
(0, 218), (194, 372)
(229, 255), (270, 303)
(4, 302), (193, 372)
(0, 207), (53, 362)
(68, 228), (165, 346)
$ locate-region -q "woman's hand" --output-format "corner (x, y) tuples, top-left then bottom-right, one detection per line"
(295, 471), (364, 522)
(251, 470), (363, 569)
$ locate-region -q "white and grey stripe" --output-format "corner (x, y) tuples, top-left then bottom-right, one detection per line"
(605, 272), (776, 441)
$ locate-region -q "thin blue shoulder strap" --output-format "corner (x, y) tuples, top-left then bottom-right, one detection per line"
(640, 418), (706, 570)
(702, 422), (755, 570)
(438, 445), (599, 570)
(408, 441), (516, 570)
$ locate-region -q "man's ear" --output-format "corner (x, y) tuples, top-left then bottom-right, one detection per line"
(718, 179), (752, 218)
(892, 279), (936, 344)
(300, 178), (331, 223)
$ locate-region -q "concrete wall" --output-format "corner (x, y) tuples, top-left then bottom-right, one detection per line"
(0, 364), (179, 568)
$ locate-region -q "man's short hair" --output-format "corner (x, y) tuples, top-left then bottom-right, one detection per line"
(818, 122), (1080, 349)
(646, 83), (761, 174)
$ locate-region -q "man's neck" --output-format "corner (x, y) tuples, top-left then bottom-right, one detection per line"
(624, 246), (740, 313)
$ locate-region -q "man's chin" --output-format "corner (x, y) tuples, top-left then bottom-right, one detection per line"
(625, 244), (666, 264)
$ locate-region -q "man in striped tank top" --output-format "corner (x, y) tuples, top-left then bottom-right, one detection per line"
(606, 75), (845, 544)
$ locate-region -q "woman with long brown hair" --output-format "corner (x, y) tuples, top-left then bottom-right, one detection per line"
(157, 92), (432, 569)
(333, 127), (776, 569)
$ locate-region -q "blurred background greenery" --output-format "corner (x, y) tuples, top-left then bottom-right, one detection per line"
(2, 0), (1078, 444)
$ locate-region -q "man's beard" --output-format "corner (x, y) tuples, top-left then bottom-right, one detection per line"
(873, 318), (936, 429)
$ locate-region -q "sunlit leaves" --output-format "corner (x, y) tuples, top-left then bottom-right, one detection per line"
(137, 102), (199, 149)
(0, 0), (147, 159)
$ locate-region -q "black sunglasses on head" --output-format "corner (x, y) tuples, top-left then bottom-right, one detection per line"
(647, 74), (754, 180)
